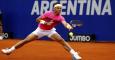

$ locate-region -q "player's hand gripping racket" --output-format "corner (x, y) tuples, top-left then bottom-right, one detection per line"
(69, 20), (83, 37)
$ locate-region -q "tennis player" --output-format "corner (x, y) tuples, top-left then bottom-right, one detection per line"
(1, 3), (81, 60)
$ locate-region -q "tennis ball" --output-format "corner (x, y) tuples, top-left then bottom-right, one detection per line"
(69, 32), (73, 37)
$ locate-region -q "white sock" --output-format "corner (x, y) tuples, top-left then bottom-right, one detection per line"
(10, 46), (15, 51)
(70, 49), (78, 55)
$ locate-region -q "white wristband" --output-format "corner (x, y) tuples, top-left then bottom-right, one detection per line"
(70, 49), (75, 54)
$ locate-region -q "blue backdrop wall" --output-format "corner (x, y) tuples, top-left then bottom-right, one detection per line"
(0, 0), (115, 41)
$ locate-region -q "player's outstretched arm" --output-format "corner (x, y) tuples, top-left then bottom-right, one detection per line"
(61, 21), (73, 30)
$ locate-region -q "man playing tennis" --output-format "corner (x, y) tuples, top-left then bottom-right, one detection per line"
(1, 3), (81, 60)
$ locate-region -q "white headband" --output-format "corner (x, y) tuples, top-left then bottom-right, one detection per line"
(54, 4), (62, 8)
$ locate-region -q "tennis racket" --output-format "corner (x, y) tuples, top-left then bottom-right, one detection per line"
(68, 20), (83, 37)
(70, 20), (83, 27)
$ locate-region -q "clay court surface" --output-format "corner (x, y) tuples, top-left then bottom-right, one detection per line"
(0, 39), (115, 60)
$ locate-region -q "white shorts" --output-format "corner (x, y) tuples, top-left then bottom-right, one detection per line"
(32, 27), (57, 39)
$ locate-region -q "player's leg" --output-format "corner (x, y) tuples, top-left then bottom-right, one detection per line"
(1, 33), (38, 54)
(1, 27), (45, 55)
(12, 33), (38, 49)
(49, 32), (82, 60)
(49, 33), (72, 51)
